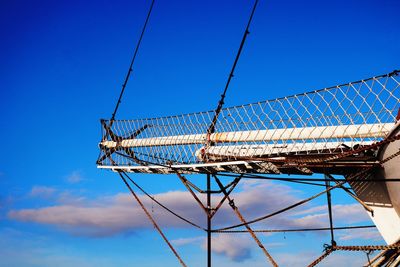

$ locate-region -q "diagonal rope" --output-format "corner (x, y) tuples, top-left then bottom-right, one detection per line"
(214, 174), (279, 267)
(110, 0), (155, 126)
(118, 171), (187, 267)
(121, 171), (206, 231)
(213, 166), (378, 232)
(213, 181), (345, 231)
(307, 246), (335, 267)
(207, 0), (259, 136)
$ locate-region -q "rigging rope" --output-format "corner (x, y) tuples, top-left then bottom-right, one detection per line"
(110, 0), (155, 126)
(334, 243), (400, 251)
(207, 0), (259, 136)
(304, 143), (400, 266)
(213, 174), (279, 267)
(121, 171), (206, 231)
(307, 242), (400, 267)
(213, 225), (376, 234)
(307, 246), (335, 267)
(98, 0), (400, 264)
(114, 135), (400, 266)
(119, 172), (187, 267)
(213, 181), (345, 231)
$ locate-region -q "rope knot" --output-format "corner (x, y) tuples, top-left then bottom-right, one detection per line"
(323, 243), (333, 252)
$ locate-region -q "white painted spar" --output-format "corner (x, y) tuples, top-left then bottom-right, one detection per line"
(100, 123), (394, 148)
(197, 141), (376, 159)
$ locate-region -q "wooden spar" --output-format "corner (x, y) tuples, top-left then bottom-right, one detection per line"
(100, 123), (394, 148)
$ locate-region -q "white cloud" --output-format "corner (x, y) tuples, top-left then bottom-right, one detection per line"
(332, 204), (370, 223)
(8, 180), (377, 259)
(8, 190), (202, 237)
(337, 228), (382, 241)
(29, 186), (57, 198)
(205, 234), (253, 262)
(172, 236), (204, 246)
(66, 171), (83, 184)
(6, 180), (382, 264)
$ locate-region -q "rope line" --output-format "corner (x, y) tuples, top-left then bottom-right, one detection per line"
(307, 246), (334, 267)
(119, 172), (187, 267)
(334, 243), (400, 251)
(213, 225), (376, 233)
(110, 0), (155, 125)
(307, 242), (400, 267)
(207, 0), (259, 136)
(121, 171), (206, 231)
(107, 122), (400, 266)
(213, 181), (345, 231)
(214, 174), (279, 267)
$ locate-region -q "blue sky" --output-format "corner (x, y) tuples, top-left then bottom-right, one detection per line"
(1, 0), (399, 266)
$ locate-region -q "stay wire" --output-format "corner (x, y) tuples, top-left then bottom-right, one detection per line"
(120, 171), (206, 231)
(213, 181), (345, 231)
(207, 0), (259, 135)
(215, 171), (400, 184)
(214, 225), (376, 234)
(118, 171), (187, 267)
(212, 168), (373, 231)
(110, 0), (155, 126)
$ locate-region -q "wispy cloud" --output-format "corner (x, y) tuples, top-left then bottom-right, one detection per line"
(7, 180), (380, 264)
(172, 236), (204, 246)
(8, 181), (375, 249)
(175, 234), (280, 263)
(205, 234), (253, 262)
(8, 190), (202, 237)
(29, 186), (57, 199)
(66, 171), (83, 184)
(337, 228), (381, 241)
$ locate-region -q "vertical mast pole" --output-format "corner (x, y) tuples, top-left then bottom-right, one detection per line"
(207, 173), (212, 267)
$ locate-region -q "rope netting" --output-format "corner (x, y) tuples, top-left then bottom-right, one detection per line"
(97, 71), (399, 170)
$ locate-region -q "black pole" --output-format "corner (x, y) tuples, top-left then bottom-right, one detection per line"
(207, 173), (212, 267)
(324, 173), (336, 246)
